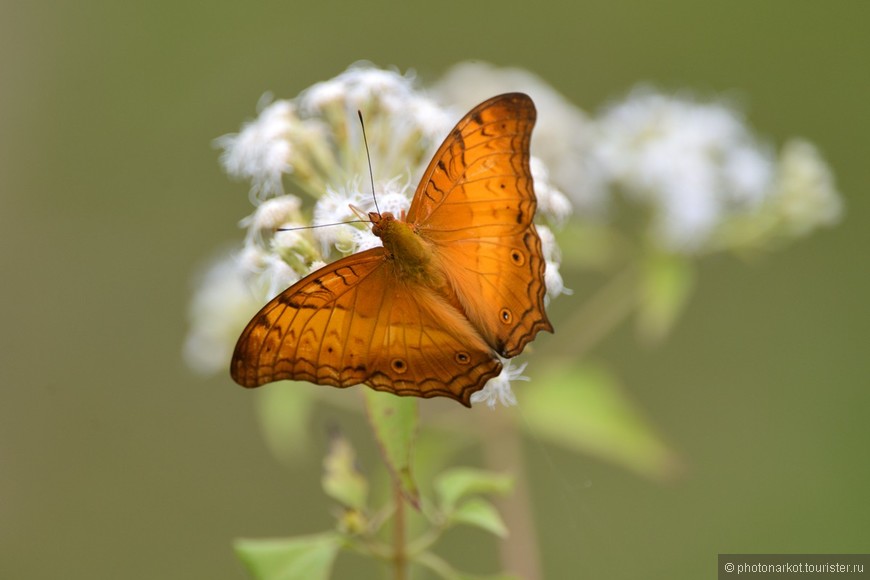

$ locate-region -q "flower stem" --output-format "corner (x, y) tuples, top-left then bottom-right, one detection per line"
(558, 263), (639, 357)
(392, 480), (407, 580)
(481, 409), (542, 580)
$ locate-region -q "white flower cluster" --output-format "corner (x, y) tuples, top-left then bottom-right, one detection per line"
(185, 63), (572, 406)
(590, 87), (842, 253)
(592, 88), (775, 251)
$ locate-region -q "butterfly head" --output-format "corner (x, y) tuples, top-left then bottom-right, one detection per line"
(369, 211), (396, 238)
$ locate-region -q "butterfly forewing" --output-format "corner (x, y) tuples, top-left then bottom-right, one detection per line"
(231, 249), (502, 406)
(408, 93), (553, 357)
(231, 249), (386, 388)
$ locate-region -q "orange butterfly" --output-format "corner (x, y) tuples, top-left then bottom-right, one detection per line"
(231, 93), (552, 406)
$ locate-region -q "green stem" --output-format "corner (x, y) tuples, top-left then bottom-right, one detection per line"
(481, 409), (542, 580)
(393, 481), (407, 580)
(557, 263), (639, 357)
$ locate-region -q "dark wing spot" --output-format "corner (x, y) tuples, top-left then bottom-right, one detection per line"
(391, 358), (407, 374)
(510, 249), (525, 266)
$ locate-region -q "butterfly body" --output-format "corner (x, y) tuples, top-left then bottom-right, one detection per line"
(370, 211), (444, 288)
(232, 93), (553, 406)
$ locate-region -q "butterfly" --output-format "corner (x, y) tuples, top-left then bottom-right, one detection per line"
(231, 93), (553, 406)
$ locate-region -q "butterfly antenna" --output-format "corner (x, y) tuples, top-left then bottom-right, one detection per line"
(357, 110), (380, 216)
(277, 220), (369, 232)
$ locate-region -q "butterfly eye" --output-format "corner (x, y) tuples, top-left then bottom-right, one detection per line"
(391, 358), (408, 374)
(499, 308), (513, 324)
(455, 351), (470, 364)
(510, 249), (525, 266)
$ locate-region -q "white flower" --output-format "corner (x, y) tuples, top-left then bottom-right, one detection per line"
(371, 177), (413, 217)
(241, 194), (304, 247)
(298, 63), (450, 187)
(537, 225), (571, 302)
(183, 253), (264, 374)
(216, 99), (297, 200)
(271, 226), (318, 278)
(259, 253), (301, 300)
(772, 139), (842, 237)
(312, 184), (370, 255)
(592, 87), (776, 252)
(301, 64), (415, 117)
(235, 244), (302, 303)
(530, 157), (573, 225)
(712, 138), (843, 251)
(470, 360), (529, 409)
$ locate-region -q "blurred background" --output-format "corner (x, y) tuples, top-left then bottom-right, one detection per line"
(2, 1), (868, 578)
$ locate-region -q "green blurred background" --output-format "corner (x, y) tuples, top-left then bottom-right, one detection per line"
(2, 1), (868, 578)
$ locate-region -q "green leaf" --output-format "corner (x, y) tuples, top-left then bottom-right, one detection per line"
(363, 390), (419, 506)
(434, 468), (513, 513)
(637, 252), (695, 343)
(234, 533), (340, 580)
(524, 362), (680, 480)
(449, 498), (508, 538)
(254, 383), (314, 462)
(415, 551), (520, 580)
(321, 430), (368, 511)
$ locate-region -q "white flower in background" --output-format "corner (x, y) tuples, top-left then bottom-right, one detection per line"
(592, 87), (776, 252)
(183, 253), (263, 375)
(186, 63), (567, 406)
(713, 138), (843, 250)
(770, 139), (842, 237)
(590, 86), (842, 254)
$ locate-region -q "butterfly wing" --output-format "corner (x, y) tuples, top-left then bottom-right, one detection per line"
(231, 249), (502, 406)
(406, 93), (553, 357)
